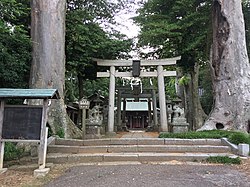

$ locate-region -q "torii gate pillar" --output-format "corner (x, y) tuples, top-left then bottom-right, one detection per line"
(157, 65), (168, 132)
(108, 66), (115, 133)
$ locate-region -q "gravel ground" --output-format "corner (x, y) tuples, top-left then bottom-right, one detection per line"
(44, 162), (250, 187)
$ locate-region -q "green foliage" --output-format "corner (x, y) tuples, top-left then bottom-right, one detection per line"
(206, 156), (241, 165)
(228, 133), (250, 145)
(165, 77), (176, 98)
(56, 127), (65, 138)
(83, 78), (110, 97)
(0, 0), (31, 88)
(135, 0), (211, 63)
(4, 142), (24, 161)
(65, 0), (133, 102)
(159, 130), (250, 145)
(159, 130), (228, 139)
(199, 63), (213, 114)
(178, 75), (191, 86)
(47, 125), (53, 137)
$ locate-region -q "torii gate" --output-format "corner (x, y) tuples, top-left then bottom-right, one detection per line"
(94, 57), (181, 134)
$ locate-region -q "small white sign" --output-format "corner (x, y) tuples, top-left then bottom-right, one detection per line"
(79, 98), (90, 109)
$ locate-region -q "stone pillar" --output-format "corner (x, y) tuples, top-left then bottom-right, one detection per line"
(122, 98), (126, 122)
(157, 65), (168, 132)
(0, 101), (5, 170)
(81, 108), (87, 139)
(117, 89), (122, 129)
(108, 66), (115, 133)
(148, 99), (152, 125)
(152, 89), (158, 127)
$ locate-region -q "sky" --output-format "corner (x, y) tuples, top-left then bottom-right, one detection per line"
(112, 1), (152, 59)
(114, 1), (141, 39)
(115, 8), (140, 39)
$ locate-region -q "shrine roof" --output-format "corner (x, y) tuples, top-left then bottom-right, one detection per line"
(0, 88), (60, 99)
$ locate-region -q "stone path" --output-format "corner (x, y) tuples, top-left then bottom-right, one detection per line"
(119, 130), (159, 138)
(44, 163), (250, 187)
(43, 131), (250, 187)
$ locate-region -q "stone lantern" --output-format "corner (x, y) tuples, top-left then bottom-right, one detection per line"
(166, 99), (173, 123)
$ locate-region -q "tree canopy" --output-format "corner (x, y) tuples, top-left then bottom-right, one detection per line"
(134, 0), (250, 131)
(65, 0), (133, 100)
(134, 0), (211, 68)
(0, 0), (31, 88)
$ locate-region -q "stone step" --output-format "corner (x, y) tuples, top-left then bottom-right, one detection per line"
(48, 144), (231, 154)
(54, 138), (223, 146)
(46, 152), (237, 164)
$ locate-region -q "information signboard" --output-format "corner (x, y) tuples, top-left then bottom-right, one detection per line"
(2, 106), (43, 140)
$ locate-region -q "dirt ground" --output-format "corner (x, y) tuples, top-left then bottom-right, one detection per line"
(0, 158), (249, 187)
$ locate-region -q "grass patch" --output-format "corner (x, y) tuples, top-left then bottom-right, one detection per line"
(159, 130), (250, 145)
(228, 132), (250, 145)
(206, 156), (241, 164)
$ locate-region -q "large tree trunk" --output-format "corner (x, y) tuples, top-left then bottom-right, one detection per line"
(191, 62), (207, 130)
(30, 0), (82, 138)
(199, 0), (250, 132)
(176, 64), (207, 131)
(77, 73), (84, 99)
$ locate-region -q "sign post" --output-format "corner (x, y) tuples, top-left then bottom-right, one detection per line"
(79, 98), (90, 140)
(38, 99), (49, 169)
(0, 89), (60, 175)
(0, 100), (5, 171)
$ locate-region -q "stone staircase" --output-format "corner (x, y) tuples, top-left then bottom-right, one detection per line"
(46, 138), (237, 164)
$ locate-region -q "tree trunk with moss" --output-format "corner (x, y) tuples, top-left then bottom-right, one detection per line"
(199, 0), (250, 132)
(30, 0), (82, 138)
(177, 64), (207, 130)
(191, 62), (207, 130)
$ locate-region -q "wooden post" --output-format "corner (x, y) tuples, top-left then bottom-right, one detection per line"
(39, 127), (48, 169)
(0, 100), (5, 169)
(108, 66), (115, 133)
(157, 65), (168, 132)
(82, 108), (86, 139)
(38, 99), (49, 168)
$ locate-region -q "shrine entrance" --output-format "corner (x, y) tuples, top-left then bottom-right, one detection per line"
(94, 57), (181, 133)
(126, 111), (148, 129)
(118, 87), (156, 131)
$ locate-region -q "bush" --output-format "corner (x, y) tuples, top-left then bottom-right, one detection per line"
(159, 130), (231, 139)
(4, 142), (24, 161)
(228, 133), (250, 145)
(159, 130), (250, 145)
(206, 156), (241, 164)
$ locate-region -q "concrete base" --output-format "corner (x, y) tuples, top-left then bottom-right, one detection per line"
(172, 125), (189, 133)
(33, 168), (50, 178)
(105, 132), (117, 137)
(238, 144), (249, 157)
(0, 168), (7, 174)
(159, 131), (169, 135)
